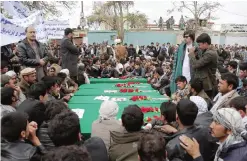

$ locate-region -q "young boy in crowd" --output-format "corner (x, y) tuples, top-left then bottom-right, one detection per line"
(172, 76), (190, 103)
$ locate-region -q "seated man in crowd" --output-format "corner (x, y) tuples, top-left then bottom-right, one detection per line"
(109, 105), (144, 161)
(172, 76), (190, 103)
(239, 79), (247, 97)
(18, 67), (37, 97)
(17, 82), (48, 128)
(227, 60), (238, 75)
(211, 73), (239, 113)
(42, 145), (92, 161)
(189, 78), (212, 110)
(101, 62), (113, 78)
(88, 57), (101, 78)
(151, 67), (168, 90)
(1, 87), (19, 118)
(131, 61), (145, 78)
(138, 130), (167, 161)
(1, 74), (26, 106)
(48, 110), (108, 161)
(59, 69), (78, 93)
(37, 100), (68, 150)
(180, 108), (247, 161)
(1, 112), (46, 160)
(166, 99), (217, 161)
(144, 101), (177, 131)
(229, 96), (247, 126)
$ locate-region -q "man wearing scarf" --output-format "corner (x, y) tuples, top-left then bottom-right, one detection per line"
(170, 30), (196, 94)
(180, 108), (247, 161)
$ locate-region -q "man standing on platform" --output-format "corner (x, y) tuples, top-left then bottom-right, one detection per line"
(18, 26), (49, 81)
(60, 28), (80, 82)
(170, 30), (196, 94)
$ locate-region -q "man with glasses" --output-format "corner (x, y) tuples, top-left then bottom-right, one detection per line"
(171, 30), (196, 94)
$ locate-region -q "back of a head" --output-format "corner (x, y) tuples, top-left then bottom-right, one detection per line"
(41, 76), (59, 89)
(160, 102), (176, 123)
(239, 62), (247, 71)
(121, 105), (144, 132)
(228, 61), (238, 69)
(42, 145), (92, 161)
(28, 82), (47, 100)
(1, 112), (28, 142)
(1, 74), (11, 87)
(177, 99), (198, 126)
(1, 87), (15, 105)
(48, 110), (80, 146)
(155, 67), (164, 76)
(45, 100), (68, 121)
(190, 78), (203, 93)
(64, 28), (73, 36)
(221, 72), (239, 90)
(229, 96), (247, 112)
(138, 130), (166, 161)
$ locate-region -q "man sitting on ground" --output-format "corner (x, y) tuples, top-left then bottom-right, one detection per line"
(109, 105), (144, 161)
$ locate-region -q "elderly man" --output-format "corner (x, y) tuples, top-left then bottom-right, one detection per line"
(17, 26), (49, 81)
(18, 68), (37, 97)
(114, 39), (128, 62)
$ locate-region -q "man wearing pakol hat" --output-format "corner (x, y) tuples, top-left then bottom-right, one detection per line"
(114, 39), (128, 62)
(180, 108), (247, 161)
(17, 26), (49, 81)
(2, 72), (26, 106)
(18, 68), (36, 97)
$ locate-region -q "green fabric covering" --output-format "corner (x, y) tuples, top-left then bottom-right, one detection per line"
(68, 80), (169, 139)
(74, 89), (158, 96)
(69, 102), (164, 138)
(89, 78), (147, 84)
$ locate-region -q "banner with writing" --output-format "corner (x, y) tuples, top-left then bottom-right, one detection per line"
(221, 24), (247, 33)
(45, 20), (70, 39)
(1, 14), (26, 46)
(3, 1), (30, 19)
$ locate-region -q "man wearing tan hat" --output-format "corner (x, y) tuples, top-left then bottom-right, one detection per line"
(18, 68), (36, 96)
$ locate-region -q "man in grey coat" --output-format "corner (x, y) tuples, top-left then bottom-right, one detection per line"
(60, 28), (80, 81)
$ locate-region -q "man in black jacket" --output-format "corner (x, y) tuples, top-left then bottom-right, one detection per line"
(166, 99), (217, 161)
(17, 26), (49, 81)
(1, 112), (46, 161)
(48, 110), (108, 161)
(60, 28), (80, 81)
(17, 82), (48, 128)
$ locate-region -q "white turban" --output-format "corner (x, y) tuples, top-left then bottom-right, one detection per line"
(114, 39), (121, 44)
(5, 70), (17, 78)
(190, 96), (208, 115)
(99, 100), (119, 122)
(60, 69), (70, 77)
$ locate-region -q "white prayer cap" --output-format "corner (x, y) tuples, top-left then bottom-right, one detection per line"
(114, 39), (122, 44)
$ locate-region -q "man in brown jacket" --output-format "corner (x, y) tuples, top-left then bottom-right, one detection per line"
(114, 39), (128, 61)
(188, 33), (218, 99)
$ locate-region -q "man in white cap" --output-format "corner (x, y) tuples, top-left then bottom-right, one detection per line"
(114, 39), (128, 62)
(18, 68), (36, 96)
(180, 108), (247, 161)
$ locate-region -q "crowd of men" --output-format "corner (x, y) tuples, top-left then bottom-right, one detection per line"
(1, 25), (247, 161)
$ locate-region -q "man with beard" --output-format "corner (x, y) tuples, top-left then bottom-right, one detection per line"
(18, 68), (37, 97)
(18, 26), (49, 81)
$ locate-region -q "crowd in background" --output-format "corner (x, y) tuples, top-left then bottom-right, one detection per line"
(1, 26), (247, 161)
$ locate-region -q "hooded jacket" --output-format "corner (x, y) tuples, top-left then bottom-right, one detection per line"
(109, 128), (144, 161)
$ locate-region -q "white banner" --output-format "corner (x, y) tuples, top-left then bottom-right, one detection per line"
(3, 1), (30, 19)
(221, 24), (247, 33)
(1, 14), (26, 46)
(45, 20), (70, 39)
(1, 12), (48, 45)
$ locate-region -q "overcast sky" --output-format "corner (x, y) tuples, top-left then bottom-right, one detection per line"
(64, 1), (247, 30)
